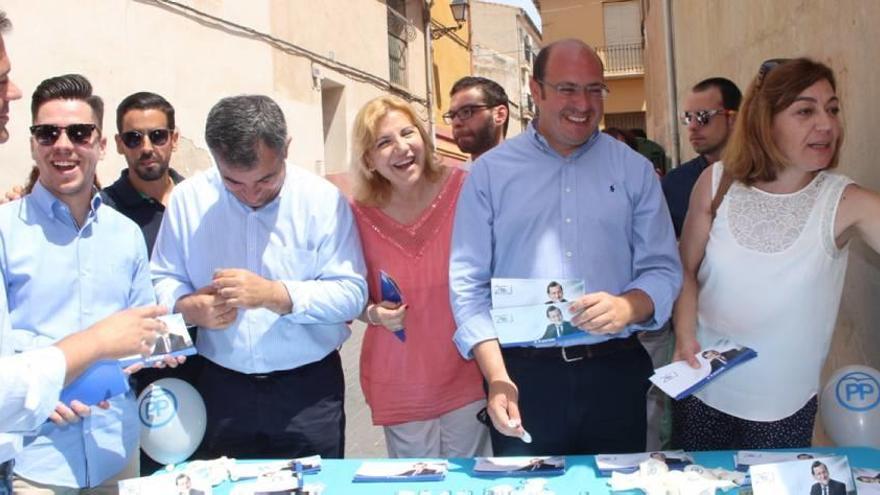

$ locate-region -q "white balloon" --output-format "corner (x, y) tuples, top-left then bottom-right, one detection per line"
(820, 365), (880, 447)
(138, 378), (207, 465)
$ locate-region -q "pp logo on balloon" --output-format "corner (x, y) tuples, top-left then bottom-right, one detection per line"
(835, 371), (880, 412)
(139, 387), (179, 428)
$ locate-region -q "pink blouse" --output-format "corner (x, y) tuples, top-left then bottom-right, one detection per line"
(351, 168), (484, 426)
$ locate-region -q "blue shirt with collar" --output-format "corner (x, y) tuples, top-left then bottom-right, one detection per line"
(151, 165), (367, 374)
(450, 123), (682, 358)
(0, 181), (154, 487)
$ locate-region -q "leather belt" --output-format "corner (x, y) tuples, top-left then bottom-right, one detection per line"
(502, 334), (641, 363)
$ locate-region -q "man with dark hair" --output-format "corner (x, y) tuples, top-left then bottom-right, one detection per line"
(545, 281), (567, 303)
(152, 95), (367, 460)
(451, 39), (681, 456)
(541, 306), (577, 340)
(2, 73), (157, 491)
(445, 76), (509, 160)
(662, 77), (741, 237)
(810, 461), (846, 495)
(103, 92), (185, 252)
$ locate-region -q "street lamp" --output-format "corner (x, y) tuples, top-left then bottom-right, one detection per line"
(431, 0), (469, 40)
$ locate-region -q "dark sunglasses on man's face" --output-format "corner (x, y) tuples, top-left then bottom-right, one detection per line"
(29, 124), (97, 146)
(120, 128), (171, 149)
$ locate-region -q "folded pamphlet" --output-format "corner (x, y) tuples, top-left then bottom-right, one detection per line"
(649, 338), (756, 400)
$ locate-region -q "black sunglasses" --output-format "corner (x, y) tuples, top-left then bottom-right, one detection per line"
(120, 128), (171, 149)
(756, 58), (790, 89)
(29, 124), (97, 146)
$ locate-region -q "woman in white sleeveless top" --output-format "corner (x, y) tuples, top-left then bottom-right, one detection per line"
(671, 58), (880, 450)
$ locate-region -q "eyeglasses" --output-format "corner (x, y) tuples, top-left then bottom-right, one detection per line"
(120, 128), (172, 149)
(756, 58), (790, 89)
(538, 80), (610, 100)
(442, 105), (490, 125)
(29, 124), (97, 146)
(679, 109), (733, 127)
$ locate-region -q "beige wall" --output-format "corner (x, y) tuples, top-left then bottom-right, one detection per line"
(471, 1), (542, 136)
(645, 0), (880, 444)
(432, 0), (473, 164)
(605, 76), (645, 114)
(0, 0), (428, 189)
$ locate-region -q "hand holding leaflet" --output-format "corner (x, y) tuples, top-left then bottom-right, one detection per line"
(379, 271), (406, 342)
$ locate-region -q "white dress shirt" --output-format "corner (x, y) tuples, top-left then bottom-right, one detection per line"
(151, 165), (367, 374)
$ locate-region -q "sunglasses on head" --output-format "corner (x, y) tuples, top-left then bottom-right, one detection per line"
(120, 128), (171, 149)
(756, 58), (790, 89)
(29, 124), (97, 146)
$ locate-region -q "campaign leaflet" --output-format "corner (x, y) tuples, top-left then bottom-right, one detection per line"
(489, 278), (585, 347)
(853, 467), (880, 494)
(379, 270), (406, 342)
(473, 456), (565, 476)
(60, 359), (129, 406)
(118, 470), (212, 494)
(595, 450), (694, 476)
(228, 455), (322, 479)
(649, 338), (756, 400)
(749, 455), (855, 495)
(119, 313), (198, 367)
(353, 460), (447, 482)
(734, 450), (838, 472)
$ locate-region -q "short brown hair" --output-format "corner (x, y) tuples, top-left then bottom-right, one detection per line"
(350, 95), (442, 206)
(722, 58), (842, 185)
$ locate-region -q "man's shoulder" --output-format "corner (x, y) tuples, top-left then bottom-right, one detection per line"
(662, 156), (707, 186)
(284, 165), (346, 201)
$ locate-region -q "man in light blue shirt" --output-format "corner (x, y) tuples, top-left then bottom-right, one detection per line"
(450, 39), (682, 456)
(151, 95), (367, 460)
(1, 73), (157, 491)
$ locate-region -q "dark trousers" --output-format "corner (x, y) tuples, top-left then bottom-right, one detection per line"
(195, 351), (346, 460)
(490, 337), (653, 456)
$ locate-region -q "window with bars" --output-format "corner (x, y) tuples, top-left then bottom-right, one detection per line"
(387, 0), (412, 88)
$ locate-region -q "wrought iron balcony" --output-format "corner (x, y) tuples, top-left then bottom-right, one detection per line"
(596, 42), (644, 77)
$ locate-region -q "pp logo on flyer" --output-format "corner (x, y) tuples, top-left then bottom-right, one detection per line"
(139, 387), (179, 428)
(835, 371), (880, 412)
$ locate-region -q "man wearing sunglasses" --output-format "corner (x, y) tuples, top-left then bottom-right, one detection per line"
(662, 77), (741, 238)
(450, 39), (681, 457)
(445, 76), (509, 161)
(0, 73), (158, 492)
(103, 92), (185, 254)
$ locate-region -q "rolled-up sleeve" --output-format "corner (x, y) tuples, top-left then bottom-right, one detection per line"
(623, 161), (683, 330)
(449, 165), (497, 358)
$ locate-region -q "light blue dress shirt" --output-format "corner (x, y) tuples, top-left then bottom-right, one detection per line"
(0, 181), (154, 487)
(450, 125), (682, 358)
(151, 165), (367, 374)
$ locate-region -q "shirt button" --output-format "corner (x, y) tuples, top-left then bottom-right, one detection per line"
(566, 251), (573, 258)
(565, 218), (571, 223)
(565, 187), (571, 193)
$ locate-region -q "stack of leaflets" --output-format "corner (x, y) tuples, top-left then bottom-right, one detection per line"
(352, 461), (447, 482)
(854, 467), (880, 494)
(118, 470), (212, 494)
(119, 313), (198, 367)
(648, 338), (756, 399)
(595, 450), (694, 475)
(489, 278), (586, 347)
(472, 456), (566, 476)
(749, 455), (855, 495)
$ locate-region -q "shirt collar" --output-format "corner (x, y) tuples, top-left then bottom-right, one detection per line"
(527, 120), (601, 160)
(110, 168), (185, 207)
(31, 180), (102, 225)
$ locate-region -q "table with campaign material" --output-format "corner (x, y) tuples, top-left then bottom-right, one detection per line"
(195, 446), (880, 494)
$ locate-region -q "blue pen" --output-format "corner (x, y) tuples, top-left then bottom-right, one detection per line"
(379, 270), (406, 342)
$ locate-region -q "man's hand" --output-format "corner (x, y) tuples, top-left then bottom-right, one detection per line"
(673, 335), (702, 369)
(48, 400), (91, 426)
(486, 377), (526, 438)
(81, 305), (168, 360)
(175, 286), (238, 329)
(569, 290), (653, 334)
(212, 268), (291, 314)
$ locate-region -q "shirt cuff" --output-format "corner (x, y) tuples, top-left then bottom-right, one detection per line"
(280, 280), (308, 317)
(453, 311), (497, 359)
(623, 280), (671, 331)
